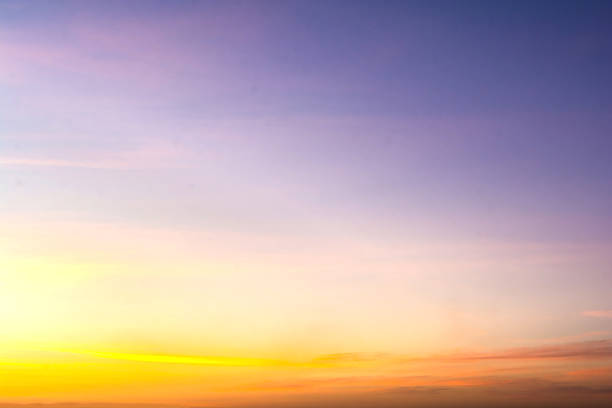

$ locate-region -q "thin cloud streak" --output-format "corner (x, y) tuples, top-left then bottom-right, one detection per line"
(583, 310), (612, 318)
(314, 339), (612, 365)
(437, 339), (612, 362)
(62, 349), (299, 367)
(0, 143), (191, 170)
(0, 157), (128, 169)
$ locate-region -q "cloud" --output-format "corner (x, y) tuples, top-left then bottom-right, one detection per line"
(54, 339), (612, 371)
(515, 330), (610, 345)
(60, 349), (297, 368)
(313, 352), (394, 363)
(0, 142), (191, 170)
(0, 157), (125, 169)
(479, 377), (612, 397)
(442, 339), (612, 361)
(229, 378), (612, 408)
(315, 340), (612, 366)
(583, 310), (612, 318)
(567, 367), (612, 378)
(381, 386), (450, 395)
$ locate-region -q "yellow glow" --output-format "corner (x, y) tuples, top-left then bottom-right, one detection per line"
(62, 349), (301, 367)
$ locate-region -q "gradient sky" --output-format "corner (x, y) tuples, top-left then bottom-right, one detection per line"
(2, 1), (612, 407)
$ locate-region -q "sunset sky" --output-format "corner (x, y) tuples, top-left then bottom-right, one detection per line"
(2, 1), (612, 407)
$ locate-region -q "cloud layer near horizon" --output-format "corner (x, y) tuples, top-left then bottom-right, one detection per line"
(3, 338), (612, 406)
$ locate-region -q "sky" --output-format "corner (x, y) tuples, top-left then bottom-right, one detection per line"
(1, 0), (612, 407)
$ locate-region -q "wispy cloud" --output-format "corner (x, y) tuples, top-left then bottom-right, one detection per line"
(0, 142), (191, 170)
(314, 339), (612, 366)
(0, 157), (126, 169)
(583, 310), (612, 318)
(312, 352), (394, 363)
(441, 339), (612, 361)
(514, 330), (610, 345)
(567, 367), (612, 378)
(61, 349), (299, 368)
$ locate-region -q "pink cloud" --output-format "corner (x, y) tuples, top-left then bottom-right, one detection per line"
(515, 330), (610, 345)
(0, 142), (192, 170)
(0, 157), (121, 169)
(444, 339), (612, 361)
(583, 310), (612, 318)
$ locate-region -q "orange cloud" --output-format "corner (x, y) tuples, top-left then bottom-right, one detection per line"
(435, 339), (612, 362)
(567, 367), (612, 378)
